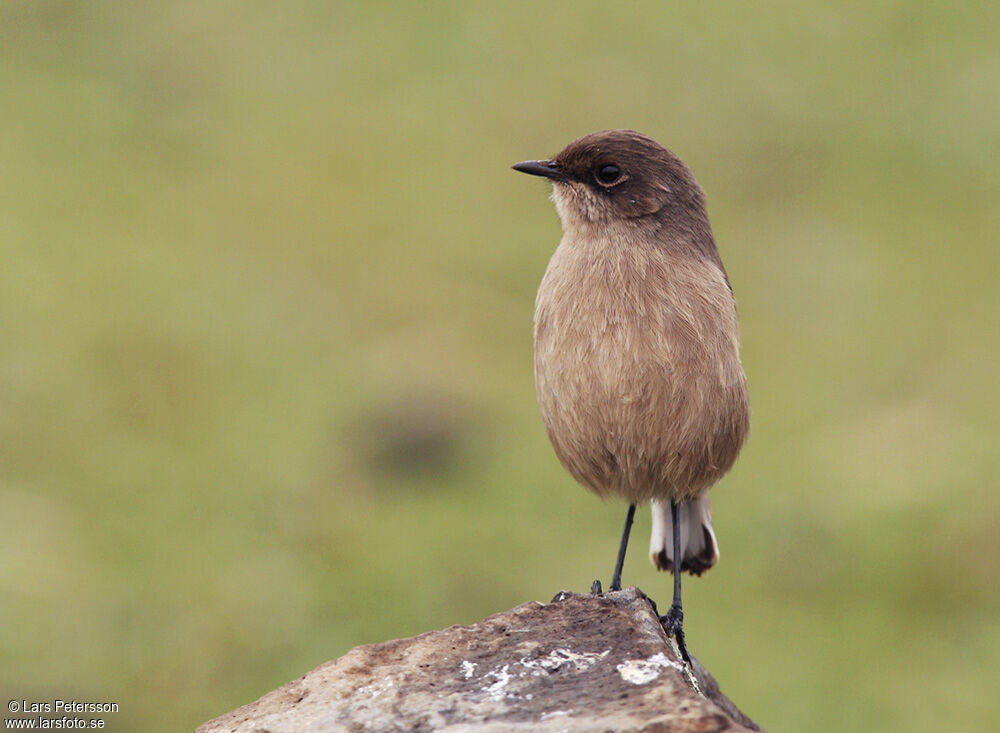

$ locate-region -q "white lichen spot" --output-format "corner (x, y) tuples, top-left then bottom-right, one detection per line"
(460, 660), (477, 679)
(616, 652), (685, 685)
(482, 664), (513, 701)
(540, 710), (572, 720)
(519, 648), (610, 676)
(467, 648), (611, 704)
(354, 676), (395, 701)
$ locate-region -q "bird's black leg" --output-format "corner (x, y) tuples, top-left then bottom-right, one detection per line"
(608, 503), (637, 592)
(661, 500), (692, 664)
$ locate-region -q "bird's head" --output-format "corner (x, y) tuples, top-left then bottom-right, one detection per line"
(513, 129), (707, 230)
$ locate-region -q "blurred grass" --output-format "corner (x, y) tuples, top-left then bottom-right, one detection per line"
(1, 1), (998, 731)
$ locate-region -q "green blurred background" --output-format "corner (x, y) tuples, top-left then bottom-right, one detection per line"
(1, 2), (998, 731)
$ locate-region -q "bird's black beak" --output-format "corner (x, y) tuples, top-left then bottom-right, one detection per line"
(512, 159), (565, 181)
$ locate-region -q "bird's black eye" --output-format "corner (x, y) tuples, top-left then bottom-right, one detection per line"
(595, 164), (622, 186)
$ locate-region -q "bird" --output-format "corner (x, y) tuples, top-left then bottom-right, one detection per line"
(512, 130), (750, 661)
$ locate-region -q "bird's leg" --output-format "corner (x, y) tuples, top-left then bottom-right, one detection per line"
(661, 500), (692, 664)
(608, 503), (637, 592)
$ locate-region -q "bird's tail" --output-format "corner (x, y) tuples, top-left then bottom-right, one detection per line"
(649, 493), (720, 576)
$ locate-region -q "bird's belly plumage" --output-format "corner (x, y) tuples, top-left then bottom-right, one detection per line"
(533, 238), (749, 503)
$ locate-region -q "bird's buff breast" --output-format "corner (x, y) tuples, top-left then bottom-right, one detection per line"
(533, 235), (749, 503)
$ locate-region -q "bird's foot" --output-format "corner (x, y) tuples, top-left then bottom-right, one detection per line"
(660, 603), (692, 665)
(591, 579), (603, 595)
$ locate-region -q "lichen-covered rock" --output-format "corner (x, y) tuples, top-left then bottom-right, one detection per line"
(198, 587), (761, 732)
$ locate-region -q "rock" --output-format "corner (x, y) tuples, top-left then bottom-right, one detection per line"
(198, 587), (761, 732)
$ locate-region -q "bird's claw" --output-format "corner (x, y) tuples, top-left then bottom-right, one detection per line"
(660, 603), (692, 665)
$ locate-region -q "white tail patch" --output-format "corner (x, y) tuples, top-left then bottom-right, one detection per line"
(649, 493), (720, 576)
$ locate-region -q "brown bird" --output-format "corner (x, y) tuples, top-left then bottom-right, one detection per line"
(513, 130), (750, 660)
